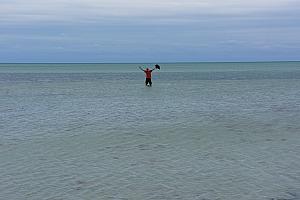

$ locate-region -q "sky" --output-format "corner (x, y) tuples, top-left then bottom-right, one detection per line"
(0, 0), (300, 63)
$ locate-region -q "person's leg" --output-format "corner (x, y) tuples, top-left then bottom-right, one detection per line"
(145, 78), (150, 86)
(149, 79), (152, 86)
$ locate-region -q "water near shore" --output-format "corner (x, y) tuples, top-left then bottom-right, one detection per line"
(1, 62), (300, 200)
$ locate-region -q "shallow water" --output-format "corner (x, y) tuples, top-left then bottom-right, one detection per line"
(1, 62), (300, 200)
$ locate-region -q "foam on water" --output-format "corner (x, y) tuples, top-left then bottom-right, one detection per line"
(1, 62), (300, 200)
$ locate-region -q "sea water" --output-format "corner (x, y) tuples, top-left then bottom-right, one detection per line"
(0, 62), (300, 200)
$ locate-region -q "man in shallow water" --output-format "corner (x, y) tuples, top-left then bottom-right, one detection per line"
(139, 66), (156, 87)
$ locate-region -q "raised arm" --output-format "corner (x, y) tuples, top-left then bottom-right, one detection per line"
(138, 66), (144, 71)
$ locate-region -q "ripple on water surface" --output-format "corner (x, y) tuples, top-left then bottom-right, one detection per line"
(1, 63), (300, 199)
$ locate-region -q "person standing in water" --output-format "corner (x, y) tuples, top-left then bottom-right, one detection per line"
(139, 66), (156, 87)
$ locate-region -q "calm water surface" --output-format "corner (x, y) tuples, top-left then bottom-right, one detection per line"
(1, 62), (300, 200)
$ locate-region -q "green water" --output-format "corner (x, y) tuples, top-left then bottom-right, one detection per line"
(1, 62), (300, 199)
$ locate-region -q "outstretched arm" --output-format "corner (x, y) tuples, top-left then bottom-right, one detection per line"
(138, 66), (144, 71)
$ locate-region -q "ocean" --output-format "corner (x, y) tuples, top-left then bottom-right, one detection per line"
(1, 62), (300, 200)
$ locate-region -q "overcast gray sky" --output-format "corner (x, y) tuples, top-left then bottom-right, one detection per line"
(1, 0), (299, 62)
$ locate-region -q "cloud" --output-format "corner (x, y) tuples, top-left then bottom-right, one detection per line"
(1, 0), (300, 62)
(0, 0), (298, 24)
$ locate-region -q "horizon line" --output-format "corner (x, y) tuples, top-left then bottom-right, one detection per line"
(0, 60), (300, 64)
